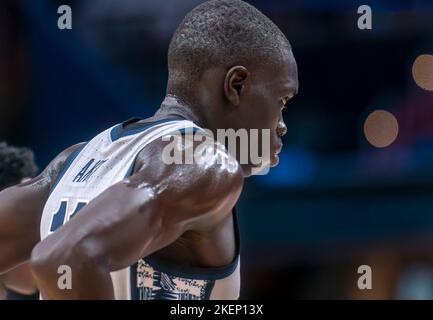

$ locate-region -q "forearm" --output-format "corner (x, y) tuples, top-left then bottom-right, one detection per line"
(30, 242), (114, 300)
(28, 183), (155, 300)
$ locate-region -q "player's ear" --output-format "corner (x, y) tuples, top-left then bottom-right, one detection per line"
(224, 66), (250, 106)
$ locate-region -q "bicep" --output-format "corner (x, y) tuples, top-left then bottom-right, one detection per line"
(33, 138), (243, 273)
(33, 181), (180, 272)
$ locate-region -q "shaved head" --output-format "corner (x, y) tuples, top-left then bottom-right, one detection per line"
(167, 0), (292, 93)
(162, 0), (298, 176)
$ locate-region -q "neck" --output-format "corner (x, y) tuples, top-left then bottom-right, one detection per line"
(155, 95), (209, 128)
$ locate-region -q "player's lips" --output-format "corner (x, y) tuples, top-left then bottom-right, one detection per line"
(270, 144), (283, 167)
(274, 144), (283, 155)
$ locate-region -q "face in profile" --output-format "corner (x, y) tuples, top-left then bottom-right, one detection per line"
(231, 50), (299, 175)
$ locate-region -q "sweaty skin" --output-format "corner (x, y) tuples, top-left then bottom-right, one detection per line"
(31, 133), (243, 299)
(0, 46), (298, 299)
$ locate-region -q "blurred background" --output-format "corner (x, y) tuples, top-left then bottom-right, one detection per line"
(2, 0), (433, 299)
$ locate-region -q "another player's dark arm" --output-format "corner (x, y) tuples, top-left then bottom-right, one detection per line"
(30, 139), (244, 300)
(0, 263), (38, 296)
(0, 144), (85, 274)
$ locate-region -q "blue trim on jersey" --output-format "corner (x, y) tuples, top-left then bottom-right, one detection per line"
(110, 117), (185, 142)
(177, 127), (200, 134)
(204, 280), (216, 300)
(123, 159), (137, 180)
(50, 143), (87, 194)
(130, 262), (139, 300)
(121, 121), (206, 180)
(142, 254), (240, 281)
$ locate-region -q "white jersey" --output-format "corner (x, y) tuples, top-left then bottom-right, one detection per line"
(40, 117), (241, 300)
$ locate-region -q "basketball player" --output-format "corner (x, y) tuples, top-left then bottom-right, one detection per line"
(0, 0), (298, 299)
(0, 142), (39, 300)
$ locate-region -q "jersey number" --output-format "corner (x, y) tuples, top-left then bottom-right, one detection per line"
(50, 200), (88, 232)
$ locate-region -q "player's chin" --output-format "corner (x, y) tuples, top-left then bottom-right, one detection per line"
(241, 153), (280, 176)
(269, 153), (280, 167)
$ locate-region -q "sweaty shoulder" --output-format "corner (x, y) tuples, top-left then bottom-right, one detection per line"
(127, 133), (244, 229)
(22, 143), (87, 191)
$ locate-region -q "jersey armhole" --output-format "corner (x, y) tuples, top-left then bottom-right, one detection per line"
(49, 143), (88, 194)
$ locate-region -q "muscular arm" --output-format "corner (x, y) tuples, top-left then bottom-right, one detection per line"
(0, 144), (85, 274)
(30, 137), (244, 300)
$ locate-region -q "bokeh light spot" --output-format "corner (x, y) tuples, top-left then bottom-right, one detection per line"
(364, 110), (399, 148)
(412, 54), (433, 91)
